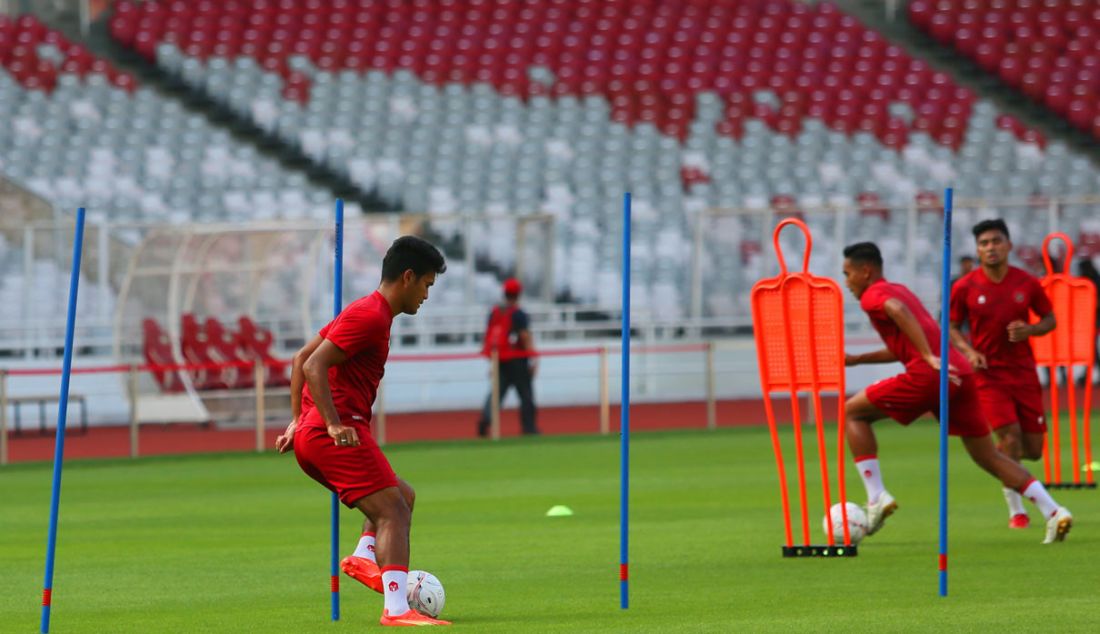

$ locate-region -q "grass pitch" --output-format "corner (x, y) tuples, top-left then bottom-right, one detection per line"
(1, 423), (1098, 632)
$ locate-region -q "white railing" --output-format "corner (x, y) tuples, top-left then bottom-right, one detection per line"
(1, 195), (1097, 358)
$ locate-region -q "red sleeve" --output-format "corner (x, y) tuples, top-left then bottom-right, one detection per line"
(323, 306), (385, 357)
(949, 278), (968, 324)
(860, 284), (886, 318)
(1030, 277), (1053, 317)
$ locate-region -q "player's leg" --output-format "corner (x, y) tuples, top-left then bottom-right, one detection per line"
(845, 389), (897, 534)
(353, 486), (449, 625)
(353, 487), (413, 605)
(475, 390), (492, 437)
(344, 478), (416, 592)
(990, 376), (1047, 526)
(994, 424), (1024, 461)
(992, 423), (1031, 527)
(958, 433), (1072, 542)
(513, 363), (538, 435)
(1021, 432), (1044, 461)
(844, 389), (885, 457)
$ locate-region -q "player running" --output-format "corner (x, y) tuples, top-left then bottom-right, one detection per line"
(949, 219), (1056, 529)
(276, 236), (451, 626)
(840, 242), (1072, 544)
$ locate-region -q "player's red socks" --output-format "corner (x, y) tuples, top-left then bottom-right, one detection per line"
(380, 565), (410, 615)
(1017, 478), (1058, 518)
(353, 531), (377, 562)
(854, 455), (885, 503)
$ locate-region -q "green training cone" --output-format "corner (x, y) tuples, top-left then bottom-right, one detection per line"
(545, 505), (574, 517)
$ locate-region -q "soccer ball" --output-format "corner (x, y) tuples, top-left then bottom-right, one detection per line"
(407, 570), (445, 618)
(822, 502), (868, 545)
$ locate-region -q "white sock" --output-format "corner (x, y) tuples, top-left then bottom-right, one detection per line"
(381, 567), (410, 615)
(1002, 487), (1027, 518)
(353, 532), (376, 562)
(854, 456), (885, 503)
(1021, 479), (1059, 518)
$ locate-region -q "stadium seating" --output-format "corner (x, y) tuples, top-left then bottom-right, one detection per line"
(146, 313), (289, 391)
(909, 0), (1100, 140)
(0, 13), (339, 225)
(106, 0), (1100, 317)
(0, 231), (109, 349)
(142, 318), (185, 392)
(236, 315), (291, 386)
(144, 314), (292, 393)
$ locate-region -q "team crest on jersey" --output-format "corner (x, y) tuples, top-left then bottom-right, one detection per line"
(1014, 291), (1025, 303)
(977, 295), (987, 304)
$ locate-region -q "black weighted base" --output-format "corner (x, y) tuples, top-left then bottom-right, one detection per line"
(1044, 482), (1097, 490)
(782, 544), (858, 557)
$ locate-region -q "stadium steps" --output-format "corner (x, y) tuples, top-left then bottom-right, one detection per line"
(837, 0), (1100, 163)
(32, 9), (397, 214)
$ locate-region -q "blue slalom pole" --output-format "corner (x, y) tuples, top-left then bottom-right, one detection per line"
(620, 192), (631, 610)
(938, 188), (953, 598)
(331, 199), (344, 621)
(40, 208), (86, 633)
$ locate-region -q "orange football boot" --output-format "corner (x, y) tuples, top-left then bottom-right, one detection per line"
(340, 556), (383, 593)
(379, 609), (451, 626)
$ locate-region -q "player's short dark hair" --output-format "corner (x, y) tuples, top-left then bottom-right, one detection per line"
(381, 236), (446, 282)
(960, 255), (975, 263)
(843, 242), (883, 268)
(972, 219), (1010, 240)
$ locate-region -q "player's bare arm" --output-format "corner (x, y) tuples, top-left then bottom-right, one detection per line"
(844, 349), (897, 366)
(276, 333), (325, 453)
(948, 320), (987, 369)
(302, 338), (361, 447)
(1006, 312), (1056, 343)
(882, 298), (959, 383)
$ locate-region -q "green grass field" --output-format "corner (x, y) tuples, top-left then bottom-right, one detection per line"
(2, 423), (1098, 632)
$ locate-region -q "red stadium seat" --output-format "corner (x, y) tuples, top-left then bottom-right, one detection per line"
(180, 313), (230, 391)
(911, 0), (1100, 142)
(237, 316), (290, 387)
(101, 0), (1008, 152)
(142, 319), (185, 393)
(204, 317), (255, 390)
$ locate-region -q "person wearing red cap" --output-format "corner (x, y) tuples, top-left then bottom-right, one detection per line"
(477, 277), (539, 436)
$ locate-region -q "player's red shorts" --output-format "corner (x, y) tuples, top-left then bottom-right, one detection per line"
(293, 408), (398, 507)
(865, 366), (989, 437)
(973, 368), (1046, 434)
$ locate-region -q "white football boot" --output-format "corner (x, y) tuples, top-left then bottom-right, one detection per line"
(865, 491), (898, 537)
(1042, 507), (1073, 544)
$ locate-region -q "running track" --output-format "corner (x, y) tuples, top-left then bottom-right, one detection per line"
(4, 397), (832, 463)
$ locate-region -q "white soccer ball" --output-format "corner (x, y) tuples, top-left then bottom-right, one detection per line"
(407, 570), (445, 618)
(822, 502), (868, 545)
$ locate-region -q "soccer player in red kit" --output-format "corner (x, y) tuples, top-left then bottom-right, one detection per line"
(840, 242), (1072, 544)
(949, 219), (1056, 529)
(275, 236), (451, 626)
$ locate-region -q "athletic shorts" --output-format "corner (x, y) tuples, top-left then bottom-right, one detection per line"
(865, 366), (989, 437)
(293, 409), (398, 507)
(974, 368), (1046, 434)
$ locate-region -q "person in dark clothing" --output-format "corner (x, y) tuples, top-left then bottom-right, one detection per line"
(951, 255), (975, 288)
(476, 278), (539, 436)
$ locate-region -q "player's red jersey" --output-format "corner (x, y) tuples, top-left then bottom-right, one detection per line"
(300, 291), (393, 426)
(949, 266), (1053, 371)
(860, 278), (972, 374)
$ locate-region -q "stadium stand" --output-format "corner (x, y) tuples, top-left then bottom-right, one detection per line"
(909, 0), (1100, 141)
(107, 0), (1100, 317)
(0, 13), (340, 224)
